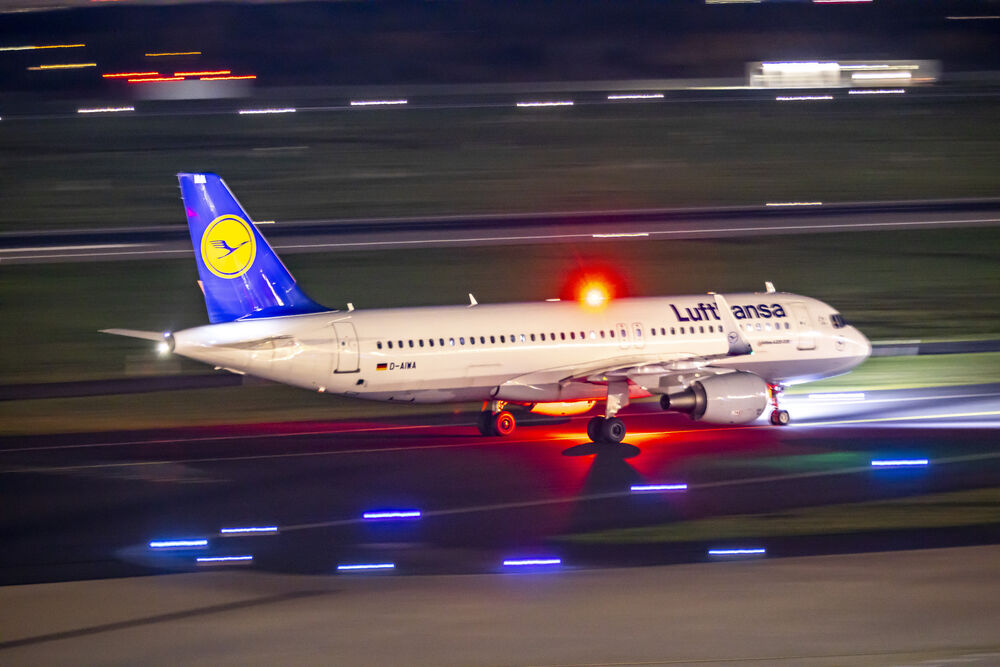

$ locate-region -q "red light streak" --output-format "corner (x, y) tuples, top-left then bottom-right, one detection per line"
(174, 70), (230, 77)
(127, 76), (184, 83)
(103, 72), (158, 78)
(199, 75), (257, 81)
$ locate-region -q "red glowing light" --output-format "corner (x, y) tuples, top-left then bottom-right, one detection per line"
(103, 71), (159, 78)
(559, 262), (628, 309)
(174, 70), (230, 77)
(199, 75), (257, 81)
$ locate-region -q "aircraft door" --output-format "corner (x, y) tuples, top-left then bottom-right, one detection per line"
(333, 322), (360, 372)
(632, 322), (645, 349)
(616, 322), (629, 349)
(790, 303), (816, 350)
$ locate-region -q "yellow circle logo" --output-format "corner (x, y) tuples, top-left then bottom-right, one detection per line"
(201, 215), (257, 279)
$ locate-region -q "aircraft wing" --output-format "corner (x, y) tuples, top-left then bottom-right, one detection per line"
(100, 328), (167, 342)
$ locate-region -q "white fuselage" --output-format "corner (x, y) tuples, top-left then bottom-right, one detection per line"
(170, 292), (871, 406)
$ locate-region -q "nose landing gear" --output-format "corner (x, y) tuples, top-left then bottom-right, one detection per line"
(587, 380), (630, 444)
(768, 383), (790, 426)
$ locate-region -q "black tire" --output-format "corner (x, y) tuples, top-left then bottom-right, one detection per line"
(776, 410), (791, 426)
(600, 417), (626, 444)
(493, 410), (516, 436)
(476, 411), (493, 436)
(587, 416), (604, 443)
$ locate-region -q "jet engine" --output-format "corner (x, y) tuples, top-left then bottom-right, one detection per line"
(659, 371), (768, 425)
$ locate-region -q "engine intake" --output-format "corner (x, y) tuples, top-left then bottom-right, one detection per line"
(660, 371), (768, 425)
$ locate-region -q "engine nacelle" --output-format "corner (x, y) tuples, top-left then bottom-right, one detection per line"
(660, 371), (768, 425)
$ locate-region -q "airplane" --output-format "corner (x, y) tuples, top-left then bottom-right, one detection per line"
(103, 173), (872, 444)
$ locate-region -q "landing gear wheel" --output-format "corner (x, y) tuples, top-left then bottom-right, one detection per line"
(587, 416), (605, 443)
(600, 417), (626, 444)
(492, 410), (516, 436)
(476, 411), (493, 436)
(770, 409), (790, 426)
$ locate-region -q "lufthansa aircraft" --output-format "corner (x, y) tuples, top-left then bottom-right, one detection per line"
(104, 173), (871, 443)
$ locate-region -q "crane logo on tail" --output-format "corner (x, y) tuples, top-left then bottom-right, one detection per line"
(200, 215), (257, 279)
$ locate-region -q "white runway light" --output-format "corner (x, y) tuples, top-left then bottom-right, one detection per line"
(196, 555), (253, 565)
(775, 96), (833, 102)
(149, 538), (208, 549)
(607, 93), (664, 100)
(238, 108), (296, 115)
(516, 101), (574, 108)
(630, 484), (688, 493)
(77, 106), (135, 114)
(350, 99), (407, 106)
(219, 526), (279, 535)
(708, 548), (766, 556)
(503, 558), (562, 567)
(362, 510), (422, 520)
(870, 459), (929, 467)
(337, 562), (396, 571)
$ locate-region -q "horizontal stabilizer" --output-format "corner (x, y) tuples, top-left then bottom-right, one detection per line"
(100, 328), (167, 341)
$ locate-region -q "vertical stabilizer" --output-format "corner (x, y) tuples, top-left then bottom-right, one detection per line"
(178, 173), (327, 323)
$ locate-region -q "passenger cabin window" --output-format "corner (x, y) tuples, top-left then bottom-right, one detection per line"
(449, 337), (455, 346)
(387, 341), (393, 349)
(377, 342), (383, 350)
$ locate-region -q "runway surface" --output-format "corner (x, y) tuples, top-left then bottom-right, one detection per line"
(2, 200), (1000, 263)
(2, 383), (999, 586)
(2, 545), (999, 665)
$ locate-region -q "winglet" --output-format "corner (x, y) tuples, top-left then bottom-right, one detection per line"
(468, 293), (478, 307)
(764, 281), (776, 293)
(712, 293), (753, 356)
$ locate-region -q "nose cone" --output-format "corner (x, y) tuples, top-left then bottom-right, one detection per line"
(848, 326), (872, 368)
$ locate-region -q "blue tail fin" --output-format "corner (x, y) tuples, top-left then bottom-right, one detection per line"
(178, 173), (327, 323)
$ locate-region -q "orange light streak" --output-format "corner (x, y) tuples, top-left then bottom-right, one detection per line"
(0, 44), (85, 51)
(127, 76), (184, 83)
(146, 51), (201, 57)
(27, 63), (96, 70)
(174, 70), (230, 77)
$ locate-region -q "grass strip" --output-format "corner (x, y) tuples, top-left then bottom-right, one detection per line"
(559, 487), (1000, 544)
(788, 352), (1000, 394)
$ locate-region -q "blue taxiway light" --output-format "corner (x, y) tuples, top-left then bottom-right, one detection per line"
(871, 459), (930, 467)
(219, 526), (279, 535)
(149, 539), (208, 549)
(708, 548), (767, 556)
(630, 484), (688, 493)
(196, 555), (253, 564)
(362, 510), (422, 520)
(337, 563), (396, 571)
(503, 558), (562, 567)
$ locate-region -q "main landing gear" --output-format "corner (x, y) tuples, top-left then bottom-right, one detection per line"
(768, 383), (791, 426)
(477, 401), (517, 436)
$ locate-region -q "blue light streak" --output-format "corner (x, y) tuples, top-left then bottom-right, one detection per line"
(362, 510), (422, 520)
(149, 539), (208, 549)
(196, 555), (253, 564)
(337, 563), (396, 571)
(503, 558), (562, 567)
(630, 484), (688, 493)
(708, 548), (766, 556)
(871, 459), (929, 467)
(219, 526), (279, 535)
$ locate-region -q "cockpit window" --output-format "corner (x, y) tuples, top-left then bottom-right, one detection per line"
(831, 313), (847, 328)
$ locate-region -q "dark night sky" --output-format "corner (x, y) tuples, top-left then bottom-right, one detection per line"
(2, 0), (999, 93)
